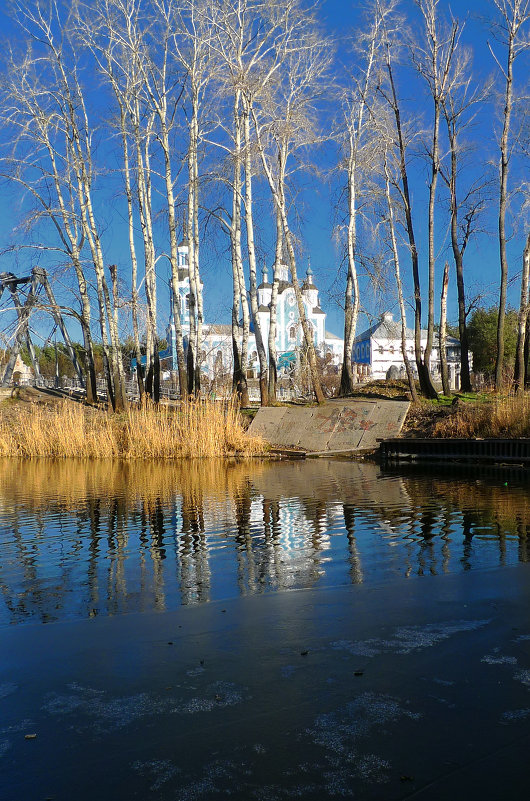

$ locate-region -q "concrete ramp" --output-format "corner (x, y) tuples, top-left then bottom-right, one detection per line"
(249, 398), (409, 454)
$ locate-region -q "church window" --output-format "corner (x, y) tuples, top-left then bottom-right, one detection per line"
(289, 325), (297, 341)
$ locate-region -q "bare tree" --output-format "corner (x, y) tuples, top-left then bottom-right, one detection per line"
(440, 48), (490, 394)
(438, 260), (450, 394)
(230, 86), (251, 406)
(338, 0), (396, 397)
(382, 144), (418, 401)
(413, 0), (462, 399)
(208, 0), (311, 406)
(268, 196), (284, 400)
(250, 5), (330, 404)
(514, 229), (530, 391)
(490, 0), (530, 389)
(74, 0), (153, 402)
(166, 0), (217, 396)
(1, 2), (130, 407)
(121, 0), (189, 399)
(380, 27), (436, 397)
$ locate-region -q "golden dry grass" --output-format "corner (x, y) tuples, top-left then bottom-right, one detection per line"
(433, 393), (530, 439)
(0, 398), (264, 459)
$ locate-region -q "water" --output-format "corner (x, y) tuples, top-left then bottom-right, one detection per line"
(3, 458), (530, 800)
(1, 457), (529, 628)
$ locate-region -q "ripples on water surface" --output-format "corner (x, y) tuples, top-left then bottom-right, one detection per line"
(0, 458), (529, 626)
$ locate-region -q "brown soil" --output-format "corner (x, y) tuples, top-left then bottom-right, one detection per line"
(3, 386), (75, 406)
(342, 379), (413, 402)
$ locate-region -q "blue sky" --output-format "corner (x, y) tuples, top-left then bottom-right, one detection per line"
(0, 0), (528, 348)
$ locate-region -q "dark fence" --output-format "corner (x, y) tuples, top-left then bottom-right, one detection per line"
(380, 437), (530, 466)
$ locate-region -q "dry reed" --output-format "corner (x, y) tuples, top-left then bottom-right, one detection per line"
(433, 393), (530, 439)
(0, 398), (264, 459)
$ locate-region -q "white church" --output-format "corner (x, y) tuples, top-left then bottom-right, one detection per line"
(164, 239), (344, 382)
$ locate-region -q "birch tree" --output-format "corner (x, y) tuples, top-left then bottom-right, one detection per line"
(413, 0), (461, 399)
(440, 49), (490, 394)
(208, 0), (310, 406)
(380, 27), (434, 397)
(514, 229), (530, 391)
(438, 260), (450, 394)
(73, 0), (154, 402)
(338, 0), (396, 397)
(490, 0), (530, 389)
(0, 52), (99, 404)
(207, 0), (285, 406)
(124, 0), (189, 399)
(250, 5), (330, 404)
(3, 1), (129, 408)
(382, 144), (418, 401)
(165, 0), (217, 396)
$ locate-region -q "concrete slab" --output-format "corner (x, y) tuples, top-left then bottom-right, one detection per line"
(250, 399), (410, 453)
(2, 566), (530, 800)
(247, 405), (288, 441)
(357, 400), (411, 450)
(269, 407), (309, 448)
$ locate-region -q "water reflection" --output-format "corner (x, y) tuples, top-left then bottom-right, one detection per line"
(0, 458), (529, 626)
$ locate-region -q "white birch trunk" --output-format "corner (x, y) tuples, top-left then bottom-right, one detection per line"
(384, 158), (418, 402)
(243, 98), (269, 405)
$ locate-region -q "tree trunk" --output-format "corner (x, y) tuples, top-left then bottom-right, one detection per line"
(384, 157), (418, 402)
(192, 96), (204, 396)
(338, 28), (380, 396)
(253, 121), (324, 404)
(439, 261), (450, 396)
(524, 305), (530, 389)
(160, 121), (187, 399)
(514, 231), (530, 393)
(243, 99), (268, 406)
(268, 206), (282, 402)
(339, 134), (359, 396)
(230, 91), (249, 407)
(448, 128), (472, 392)
(494, 26), (515, 390)
(186, 90), (200, 397)
(425, 91), (441, 396)
(121, 106), (145, 404)
(386, 53), (437, 398)
(71, 251), (98, 405)
(41, 132), (97, 404)
(142, 129), (159, 403)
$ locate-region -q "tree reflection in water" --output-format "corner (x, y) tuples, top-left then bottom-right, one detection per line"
(0, 458), (529, 626)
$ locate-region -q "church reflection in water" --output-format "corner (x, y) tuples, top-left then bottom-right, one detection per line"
(0, 458), (529, 625)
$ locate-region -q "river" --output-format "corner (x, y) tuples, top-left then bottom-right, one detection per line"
(1, 458), (530, 800)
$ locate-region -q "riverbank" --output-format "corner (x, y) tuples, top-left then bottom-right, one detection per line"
(341, 380), (530, 440)
(1, 383), (529, 460)
(0, 392), (263, 458)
